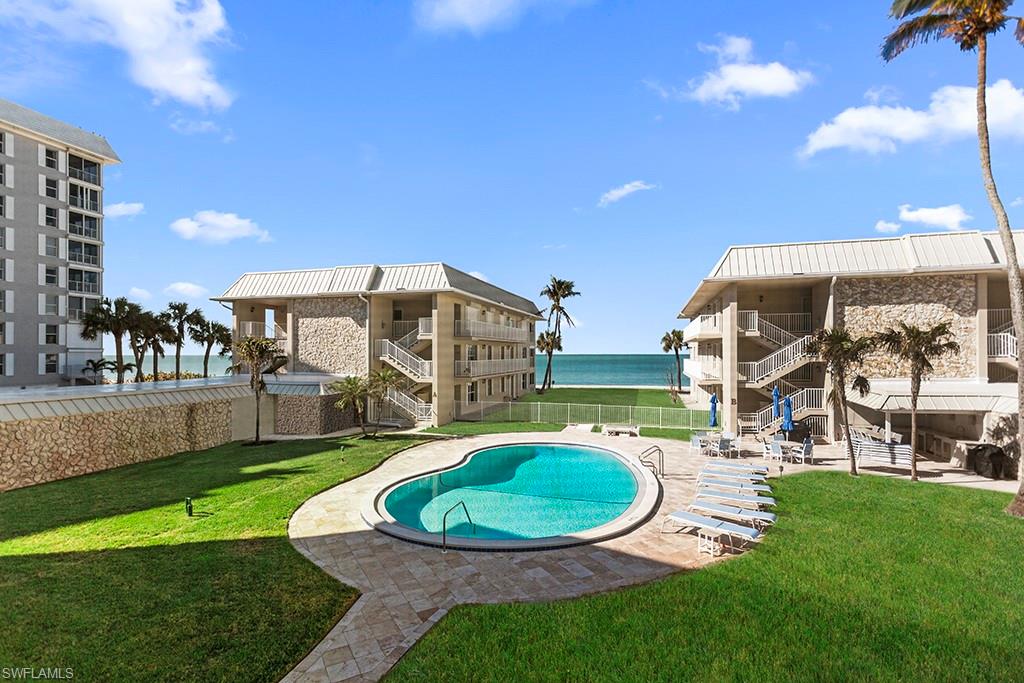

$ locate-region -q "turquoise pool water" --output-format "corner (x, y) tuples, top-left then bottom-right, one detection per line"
(382, 444), (639, 541)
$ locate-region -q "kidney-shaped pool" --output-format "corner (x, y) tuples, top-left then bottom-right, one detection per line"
(365, 442), (660, 551)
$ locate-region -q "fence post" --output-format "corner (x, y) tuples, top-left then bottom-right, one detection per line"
(509, 401), (512, 423)
(566, 402), (570, 425)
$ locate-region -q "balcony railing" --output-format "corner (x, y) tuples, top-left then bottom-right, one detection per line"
(989, 308), (1013, 333)
(988, 332), (1017, 359)
(238, 321), (287, 342)
(454, 357), (532, 377)
(69, 195), (99, 212)
(68, 251), (99, 266)
(683, 357), (722, 381)
(69, 166), (100, 185)
(683, 313), (722, 341)
(455, 319), (531, 343)
(69, 223), (99, 240)
(68, 280), (99, 293)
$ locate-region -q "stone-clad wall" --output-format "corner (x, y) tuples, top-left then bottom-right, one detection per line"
(275, 394), (356, 435)
(293, 297), (368, 375)
(835, 274), (977, 378)
(0, 399), (232, 492)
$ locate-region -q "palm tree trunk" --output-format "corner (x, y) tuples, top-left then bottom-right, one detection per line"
(203, 342), (213, 378)
(254, 392), (261, 443)
(975, 37), (1024, 514)
(910, 374), (919, 483)
(114, 336), (125, 384)
(838, 377), (858, 476)
(674, 348), (682, 392)
(175, 340), (182, 380)
(152, 349), (158, 379)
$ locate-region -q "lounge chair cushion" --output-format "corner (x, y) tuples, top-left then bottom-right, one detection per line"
(664, 510), (760, 541)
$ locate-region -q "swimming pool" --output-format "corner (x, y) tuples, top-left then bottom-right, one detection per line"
(369, 442), (657, 550)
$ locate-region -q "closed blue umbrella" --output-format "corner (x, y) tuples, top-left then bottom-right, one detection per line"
(709, 392), (718, 428)
(772, 385), (781, 419)
(782, 395), (794, 436)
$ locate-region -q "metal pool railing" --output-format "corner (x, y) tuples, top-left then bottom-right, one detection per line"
(442, 500), (475, 553)
(454, 400), (719, 431)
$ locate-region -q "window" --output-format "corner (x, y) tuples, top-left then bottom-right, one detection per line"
(0, 165), (4, 186)
(68, 155), (99, 185)
(529, 372), (535, 386)
(44, 207), (58, 228)
(467, 345), (478, 361)
(69, 213), (98, 239)
(0, 260), (4, 280)
(44, 237), (58, 258)
(486, 379), (493, 396)
(44, 295), (58, 315)
(0, 230), (4, 250)
(69, 296), (96, 321)
(522, 373), (528, 390)
(0, 134), (4, 155)
(45, 178), (58, 199)
(69, 269), (98, 293)
(45, 324), (58, 345)
(69, 184), (98, 212)
(44, 148), (58, 169)
(44, 353), (58, 374)
(44, 266), (58, 286)
(500, 377), (506, 393)
(0, 325), (4, 344)
(0, 355), (4, 375)
(0, 196), (5, 217)
(467, 382), (478, 403)
(0, 290), (6, 313)
(69, 241), (98, 266)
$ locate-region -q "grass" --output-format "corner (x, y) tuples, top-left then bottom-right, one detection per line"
(0, 435), (422, 682)
(425, 422), (566, 436)
(389, 472), (1024, 681)
(519, 387), (678, 408)
(638, 427), (695, 441)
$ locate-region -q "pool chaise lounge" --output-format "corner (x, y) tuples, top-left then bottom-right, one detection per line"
(660, 510), (761, 555)
(701, 468), (767, 482)
(697, 478), (773, 494)
(689, 500), (777, 529)
(696, 490), (776, 508)
(709, 461), (769, 475)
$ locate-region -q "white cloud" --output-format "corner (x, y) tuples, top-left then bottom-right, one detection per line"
(468, 271), (489, 282)
(414, 0), (583, 34)
(105, 201), (145, 218)
(874, 220), (901, 234)
(0, 0), (233, 109)
(864, 85), (900, 105)
(598, 180), (656, 208)
(675, 35), (812, 110)
(170, 115), (219, 134)
(1011, 197), (1023, 207)
(898, 203), (972, 231)
(164, 281), (208, 299)
(170, 210), (270, 244)
(128, 287), (152, 300)
(802, 79), (1024, 157)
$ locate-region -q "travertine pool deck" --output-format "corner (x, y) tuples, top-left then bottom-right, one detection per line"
(285, 431), (717, 682)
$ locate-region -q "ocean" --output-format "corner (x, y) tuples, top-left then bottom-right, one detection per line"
(107, 353), (688, 388)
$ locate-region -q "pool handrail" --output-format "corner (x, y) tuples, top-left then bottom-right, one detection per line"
(441, 500), (475, 553)
(640, 445), (664, 478)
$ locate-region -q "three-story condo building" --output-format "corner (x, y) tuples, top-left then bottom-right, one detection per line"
(214, 263), (541, 429)
(679, 231), (1021, 464)
(0, 98), (119, 387)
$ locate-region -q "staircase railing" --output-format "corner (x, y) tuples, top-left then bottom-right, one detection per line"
(989, 309), (1014, 334)
(386, 386), (433, 421)
(376, 339), (432, 380)
(737, 310), (798, 348)
(747, 387), (826, 434)
(738, 335), (813, 385)
(988, 332), (1018, 359)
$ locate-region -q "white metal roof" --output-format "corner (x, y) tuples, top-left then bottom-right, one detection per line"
(681, 230), (1024, 317)
(216, 262), (542, 317)
(0, 97), (120, 162)
(848, 380), (1017, 414)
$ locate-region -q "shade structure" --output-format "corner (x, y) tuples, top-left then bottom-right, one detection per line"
(709, 392), (718, 428)
(782, 395), (794, 433)
(772, 385), (781, 419)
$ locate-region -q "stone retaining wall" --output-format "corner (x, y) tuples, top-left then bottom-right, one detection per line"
(293, 297), (368, 375)
(836, 274), (977, 378)
(275, 394), (357, 435)
(0, 399), (233, 492)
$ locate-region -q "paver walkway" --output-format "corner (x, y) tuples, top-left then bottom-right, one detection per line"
(285, 431), (714, 682)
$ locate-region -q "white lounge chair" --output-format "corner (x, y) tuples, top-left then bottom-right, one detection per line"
(712, 461), (769, 475)
(604, 424), (639, 437)
(695, 490), (776, 509)
(660, 510), (761, 555)
(701, 467), (767, 482)
(690, 435), (707, 456)
(698, 478), (773, 494)
(689, 500), (777, 529)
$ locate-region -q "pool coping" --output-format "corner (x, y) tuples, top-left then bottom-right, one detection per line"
(360, 440), (662, 551)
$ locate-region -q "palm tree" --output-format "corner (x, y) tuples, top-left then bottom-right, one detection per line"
(367, 367), (404, 436)
(80, 297), (139, 384)
(538, 276), (580, 391)
(188, 314), (234, 378)
(661, 329), (686, 392)
(165, 302), (202, 380)
(231, 336), (281, 444)
(144, 313), (176, 380)
(874, 322), (960, 482)
(807, 328), (874, 476)
(127, 309), (156, 383)
(536, 331), (562, 393)
(883, 0), (1024, 511)
(81, 357), (114, 385)
(330, 375), (370, 436)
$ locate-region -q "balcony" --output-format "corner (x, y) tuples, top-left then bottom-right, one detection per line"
(69, 251), (99, 266)
(69, 195), (99, 212)
(238, 321), (287, 347)
(69, 280), (99, 294)
(454, 357), (532, 377)
(393, 317), (433, 340)
(69, 222), (99, 240)
(454, 319), (531, 343)
(683, 357), (722, 382)
(683, 313), (721, 341)
(69, 166), (100, 185)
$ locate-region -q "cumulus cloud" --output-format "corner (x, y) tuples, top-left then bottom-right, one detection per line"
(598, 180), (656, 208)
(105, 201), (145, 218)
(414, 0), (583, 35)
(0, 0), (233, 109)
(801, 79), (1024, 157)
(1011, 196), (1023, 207)
(164, 281), (208, 299)
(653, 35), (813, 110)
(170, 210), (270, 244)
(874, 220), (901, 234)
(128, 287), (152, 300)
(898, 203), (971, 231)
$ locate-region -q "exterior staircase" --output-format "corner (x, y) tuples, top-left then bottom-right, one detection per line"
(738, 335), (815, 388)
(385, 385), (433, 423)
(376, 339), (433, 383)
(739, 387), (826, 437)
(738, 311), (800, 350)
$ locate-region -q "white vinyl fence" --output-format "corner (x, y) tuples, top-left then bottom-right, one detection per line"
(456, 400), (719, 431)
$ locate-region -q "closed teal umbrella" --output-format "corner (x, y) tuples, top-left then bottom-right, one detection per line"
(709, 392), (718, 428)
(782, 395), (794, 438)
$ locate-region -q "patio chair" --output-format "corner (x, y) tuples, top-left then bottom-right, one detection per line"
(695, 490), (776, 509)
(697, 478), (773, 494)
(689, 500), (777, 530)
(660, 510), (761, 556)
(702, 467), (767, 482)
(690, 435), (706, 456)
(711, 461), (769, 475)
(763, 441), (784, 462)
(791, 439), (814, 465)
(709, 438), (732, 458)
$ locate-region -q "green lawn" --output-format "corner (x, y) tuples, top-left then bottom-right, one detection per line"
(425, 421), (566, 436)
(520, 387), (678, 407)
(638, 427), (695, 441)
(389, 472), (1024, 681)
(0, 435), (422, 682)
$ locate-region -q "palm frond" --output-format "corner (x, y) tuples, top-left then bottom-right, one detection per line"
(1016, 17), (1024, 44)
(882, 12), (957, 60)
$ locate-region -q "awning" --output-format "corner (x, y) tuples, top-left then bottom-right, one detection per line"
(848, 380), (1017, 414)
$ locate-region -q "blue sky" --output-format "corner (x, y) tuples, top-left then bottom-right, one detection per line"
(1, 1), (1022, 353)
